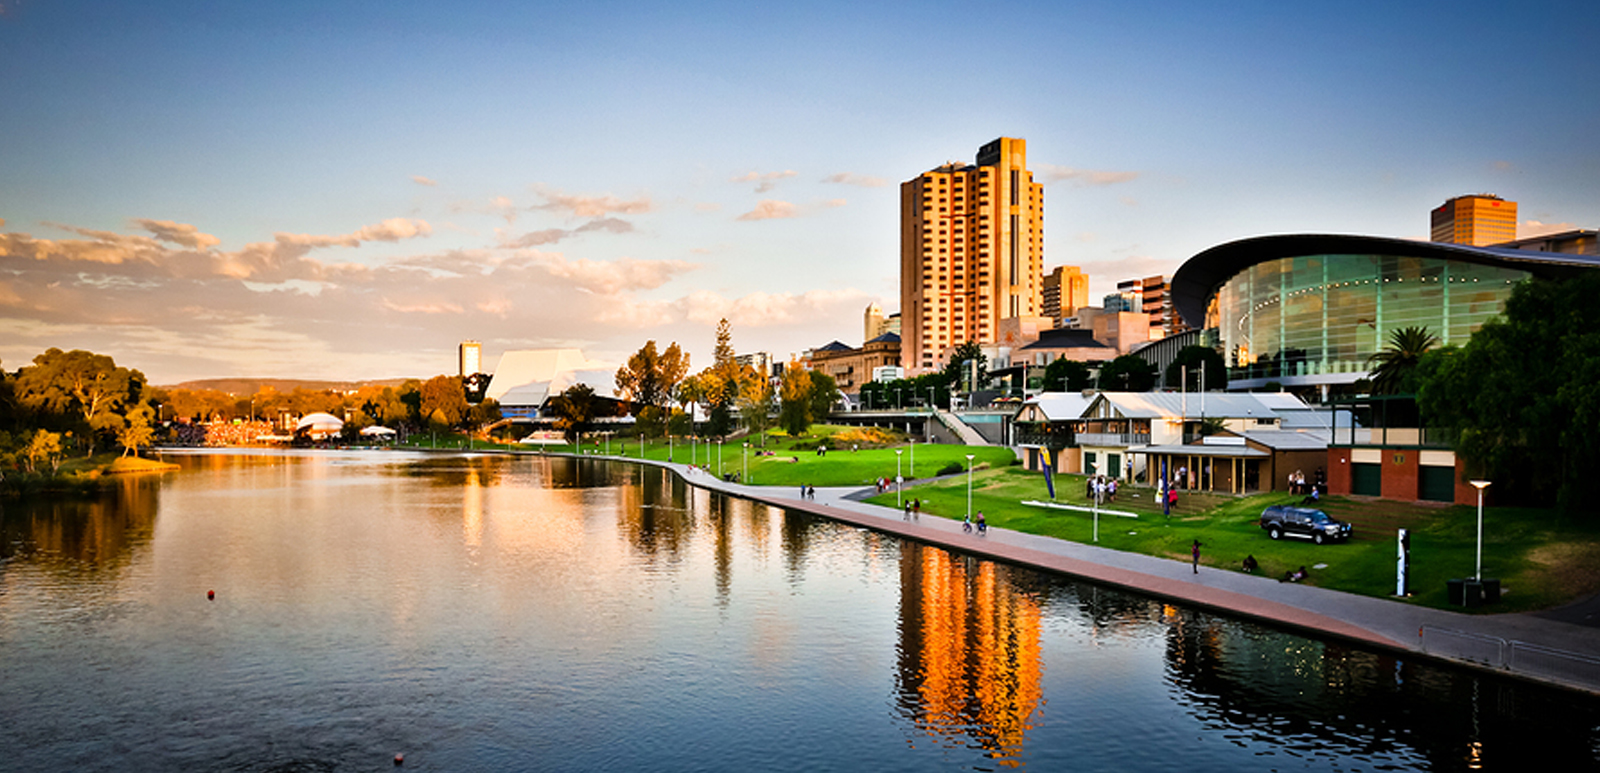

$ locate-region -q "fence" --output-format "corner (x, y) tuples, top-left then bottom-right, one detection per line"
(1420, 626), (1600, 692)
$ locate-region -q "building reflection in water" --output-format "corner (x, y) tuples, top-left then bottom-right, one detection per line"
(895, 543), (1043, 767)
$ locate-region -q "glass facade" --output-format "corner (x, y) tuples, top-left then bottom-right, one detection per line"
(1207, 254), (1526, 381)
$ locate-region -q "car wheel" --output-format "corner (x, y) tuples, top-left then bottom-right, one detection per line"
(1269, 527), (1281, 540)
(1314, 532), (1325, 545)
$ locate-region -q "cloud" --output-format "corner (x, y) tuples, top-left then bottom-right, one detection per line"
(411, 175), (438, 186)
(498, 217), (635, 248)
(737, 200), (797, 221)
(1036, 163), (1140, 187)
(822, 172), (887, 188)
(678, 288), (868, 327)
(1522, 220), (1576, 238)
(534, 188), (653, 218)
(823, 198), (847, 208)
(134, 219), (221, 250)
(731, 170), (798, 193)
(1492, 160), (1515, 172)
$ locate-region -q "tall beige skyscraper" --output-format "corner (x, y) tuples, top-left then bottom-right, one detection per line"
(1431, 194), (1517, 246)
(900, 137), (1044, 373)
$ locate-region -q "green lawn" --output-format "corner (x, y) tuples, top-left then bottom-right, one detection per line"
(865, 467), (1600, 613)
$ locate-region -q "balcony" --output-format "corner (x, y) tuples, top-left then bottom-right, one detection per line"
(1076, 431), (1151, 448)
(1012, 423), (1076, 449)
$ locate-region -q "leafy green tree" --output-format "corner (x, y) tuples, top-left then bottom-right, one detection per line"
(1097, 355), (1158, 392)
(1043, 358), (1094, 392)
(737, 377), (775, 441)
(942, 339), (987, 391)
(23, 429), (63, 473)
(14, 348), (145, 455)
(1165, 346), (1228, 391)
(546, 384), (597, 442)
(807, 370), (840, 421)
(1417, 275), (1600, 513)
(1366, 326), (1438, 395)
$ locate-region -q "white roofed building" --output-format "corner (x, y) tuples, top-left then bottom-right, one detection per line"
(486, 349), (618, 422)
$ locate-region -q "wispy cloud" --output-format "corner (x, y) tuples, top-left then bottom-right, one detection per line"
(1036, 163), (1140, 187)
(134, 219), (222, 250)
(731, 170), (798, 193)
(411, 175), (439, 186)
(822, 172), (886, 188)
(1523, 219), (1576, 238)
(497, 217), (635, 248)
(736, 200), (797, 221)
(533, 188), (653, 218)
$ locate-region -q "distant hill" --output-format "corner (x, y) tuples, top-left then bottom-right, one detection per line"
(160, 378), (419, 394)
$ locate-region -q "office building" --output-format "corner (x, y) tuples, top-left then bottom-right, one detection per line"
(1430, 194), (1517, 246)
(1041, 265), (1089, 326)
(458, 340), (482, 377)
(900, 137), (1045, 374)
(863, 303), (902, 342)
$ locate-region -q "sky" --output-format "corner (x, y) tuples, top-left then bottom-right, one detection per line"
(2, 0), (1596, 386)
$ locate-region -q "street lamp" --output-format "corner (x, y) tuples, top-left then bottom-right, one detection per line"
(965, 453), (975, 523)
(896, 388), (903, 410)
(1470, 480), (1491, 580)
(718, 440), (723, 478)
(909, 439), (914, 479)
(895, 449), (904, 508)
(743, 441), (750, 483)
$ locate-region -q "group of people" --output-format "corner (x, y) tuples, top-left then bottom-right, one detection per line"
(1288, 468), (1326, 496)
(902, 499), (922, 520)
(1085, 475), (1118, 503)
(875, 477), (897, 494)
(798, 484), (815, 500)
(962, 510), (987, 535)
(1237, 554), (1308, 583)
(1155, 477), (1181, 515)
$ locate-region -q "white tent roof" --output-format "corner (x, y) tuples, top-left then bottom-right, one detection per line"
(360, 425), (397, 436)
(485, 348), (617, 406)
(295, 412), (344, 431)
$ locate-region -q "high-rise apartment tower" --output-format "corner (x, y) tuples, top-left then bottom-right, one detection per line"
(1431, 194), (1517, 247)
(459, 340), (482, 377)
(1041, 265), (1089, 326)
(900, 137), (1044, 373)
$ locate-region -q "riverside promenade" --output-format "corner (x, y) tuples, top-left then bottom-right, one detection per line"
(618, 454), (1600, 696)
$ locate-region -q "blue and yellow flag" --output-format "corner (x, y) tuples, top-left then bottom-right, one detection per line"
(1041, 448), (1056, 500)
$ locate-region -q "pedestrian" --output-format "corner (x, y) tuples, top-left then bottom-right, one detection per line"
(1242, 554), (1258, 573)
(800, 484), (807, 499)
(913, 499), (921, 519)
(962, 513), (972, 533)
(904, 501), (912, 520)
(1191, 539), (1202, 574)
(976, 511), (987, 535)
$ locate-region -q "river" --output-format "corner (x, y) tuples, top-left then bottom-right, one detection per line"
(1, 449), (1596, 771)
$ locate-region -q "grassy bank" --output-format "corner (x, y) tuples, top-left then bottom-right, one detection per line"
(865, 466), (1600, 613)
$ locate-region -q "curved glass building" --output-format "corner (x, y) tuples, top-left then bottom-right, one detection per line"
(1171, 235), (1600, 388)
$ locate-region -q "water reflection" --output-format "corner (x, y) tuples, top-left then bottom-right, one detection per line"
(0, 475), (161, 567)
(896, 545), (1044, 767)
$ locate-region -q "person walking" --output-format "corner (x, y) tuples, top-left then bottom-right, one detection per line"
(1191, 539), (1202, 574)
(976, 510), (987, 535)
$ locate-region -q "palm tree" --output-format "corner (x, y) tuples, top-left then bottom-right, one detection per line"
(1366, 326), (1439, 394)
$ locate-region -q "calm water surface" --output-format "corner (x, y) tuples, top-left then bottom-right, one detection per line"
(2, 450), (1597, 771)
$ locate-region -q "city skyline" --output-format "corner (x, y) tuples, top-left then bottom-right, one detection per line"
(2, 1), (1595, 384)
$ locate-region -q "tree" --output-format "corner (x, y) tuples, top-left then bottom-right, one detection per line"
(737, 377), (776, 441)
(14, 348), (145, 455)
(1417, 275), (1600, 513)
(118, 403), (155, 457)
(1165, 346), (1228, 391)
(546, 384), (596, 442)
(778, 366), (813, 436)
(943, 339), (988, 391)
(1043, 358), (1094, 393)
(23, 430), (63, 474)
(807, 370), (840, 422)
(1366, 326), (1438, 395)
(1097, 355), (1158, 392)
(615, 340), (689, 410)
(420, 375), (469, 427)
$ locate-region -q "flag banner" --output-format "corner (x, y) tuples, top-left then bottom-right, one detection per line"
(1041, 448), (1056, 500)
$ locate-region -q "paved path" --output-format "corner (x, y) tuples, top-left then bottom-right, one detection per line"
(621, 454), (1600, 694)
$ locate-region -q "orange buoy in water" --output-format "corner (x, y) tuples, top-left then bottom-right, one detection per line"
(207, 590), (215, 601)
(394, 753), (404, 765)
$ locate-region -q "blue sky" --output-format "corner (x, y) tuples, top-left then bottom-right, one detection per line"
(2, 0), (1595, 384)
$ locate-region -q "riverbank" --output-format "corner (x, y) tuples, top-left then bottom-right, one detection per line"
(608, 451), (1600, 696)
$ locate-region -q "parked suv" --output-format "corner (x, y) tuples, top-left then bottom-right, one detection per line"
(1259, 506), (1352, 544)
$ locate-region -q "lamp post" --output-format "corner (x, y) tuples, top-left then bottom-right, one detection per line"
(965, 453), (975, 523)
(742, 441), (749, 483)
(718, 440), (723, 478)
(928, 387), (936, 411)
(1470, 480), (1491, 580)
(895, 449), (904, 508)
(909, 439), (914, 479)
(669, 434), (674, 462)
(896, 388), (903, 410)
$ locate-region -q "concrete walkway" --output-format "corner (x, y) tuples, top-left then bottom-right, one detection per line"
(623, 454), (1600, 694)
